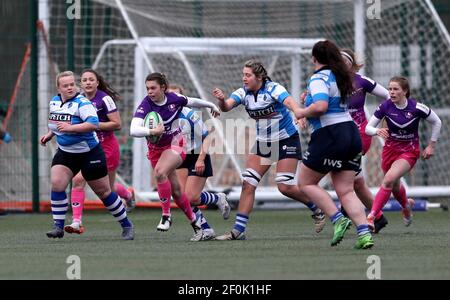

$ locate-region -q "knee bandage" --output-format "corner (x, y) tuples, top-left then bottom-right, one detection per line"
(275, 172), (296, 186)
(242, 168), (262, 187)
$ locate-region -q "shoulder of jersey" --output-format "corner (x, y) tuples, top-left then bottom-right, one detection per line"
(173, 92), (184, 97)
(416, 102), (430, 115)
(98, 90), (113, 101)
(376, 99), (389, 111)
(51, 95), (61, 102)
(265, 81), (277, 90)
(359, 74), (375, 84)
(235, 87), (247, 95)
(171, 92), (187, 101)
(310, 72), (329, 81)
(230, 88), (246, 102)
(76, 94), (91, 103)
(102, 95), (114, 102)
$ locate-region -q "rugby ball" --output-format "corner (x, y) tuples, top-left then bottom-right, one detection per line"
(143, 111), (163, 144)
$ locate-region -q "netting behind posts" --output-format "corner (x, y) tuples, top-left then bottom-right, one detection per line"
(2, 0), (447, 209)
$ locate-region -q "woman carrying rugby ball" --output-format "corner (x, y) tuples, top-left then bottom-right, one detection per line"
(130, 72), (220, 239)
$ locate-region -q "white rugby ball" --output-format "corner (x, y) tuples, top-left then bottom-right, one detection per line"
(143, 111), (163, 144)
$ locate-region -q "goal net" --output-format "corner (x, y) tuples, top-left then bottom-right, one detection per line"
(32, 0), (450, 203)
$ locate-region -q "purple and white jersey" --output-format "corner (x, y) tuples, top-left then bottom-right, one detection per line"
(89, 89), (117, 142)
(348, 73), (377, 126)
(374, 98), (431, 145)
(133, 92), (188, 147)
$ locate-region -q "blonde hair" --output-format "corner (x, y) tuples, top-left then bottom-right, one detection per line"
(168, 84), (184, 95)
(56, 71), (75, 87)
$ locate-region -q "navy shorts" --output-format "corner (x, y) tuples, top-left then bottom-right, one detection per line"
(302, 121), (362, 174)
(251, 133), (302, 162)
(177, 152), (213, 178)
(52, 145), (108, 181)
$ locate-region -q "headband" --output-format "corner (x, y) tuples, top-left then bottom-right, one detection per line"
(340, 51), (354, 64)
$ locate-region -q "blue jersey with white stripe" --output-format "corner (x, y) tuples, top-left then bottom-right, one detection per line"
(179, 107), (209, 152)
(305, 68), (352, 132)
(230, 80), (297, 142)
(48, 93), (99, 153)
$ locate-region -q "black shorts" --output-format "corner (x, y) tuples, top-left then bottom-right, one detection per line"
(251, 133), (302, 162)
(302, 121), (362, 174)
(177, 152), (213, 178)
(52, 145), (108, 181)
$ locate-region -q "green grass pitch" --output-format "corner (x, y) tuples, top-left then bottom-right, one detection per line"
(0, 209), (449, 279)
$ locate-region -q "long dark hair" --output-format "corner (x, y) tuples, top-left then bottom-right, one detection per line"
(81, 69), (121, 101)
(312, 40), (354, 103)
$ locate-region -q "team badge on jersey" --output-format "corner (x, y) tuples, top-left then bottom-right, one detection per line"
(168, 104), (177, 112)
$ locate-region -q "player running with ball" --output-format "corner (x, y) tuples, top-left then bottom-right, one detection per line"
(130, 72), (222, 240)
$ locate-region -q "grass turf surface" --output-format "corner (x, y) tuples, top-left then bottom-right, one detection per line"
(0, 209), (449, 279)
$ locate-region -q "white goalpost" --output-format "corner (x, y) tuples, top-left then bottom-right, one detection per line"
(92, 37), (321, 200)
(31, 0), (450, 207)
(92, 36), (450, 203)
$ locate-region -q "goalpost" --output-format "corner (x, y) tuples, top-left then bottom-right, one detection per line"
(3, 0), (444, 211)
(93, 37), (320, 200)
(120, 37), (320, 199)
(87, 0), (450, 203)
(91, 34), (450, 203)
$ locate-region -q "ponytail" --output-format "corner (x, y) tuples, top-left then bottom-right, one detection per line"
(312, 40), (354, 103)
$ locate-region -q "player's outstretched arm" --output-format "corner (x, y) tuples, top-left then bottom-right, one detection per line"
(370, 83), (390, 100)
(186, 97), (221, 117)
(212, 88), (235, 112)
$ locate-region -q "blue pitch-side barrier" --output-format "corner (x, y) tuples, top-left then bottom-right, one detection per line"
(381, 198), (427, 211)
(338, 199), (428, 212)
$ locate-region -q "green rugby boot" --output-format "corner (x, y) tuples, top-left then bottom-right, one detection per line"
(354, 233), (374, 250)
(331, 217), (352, 246)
